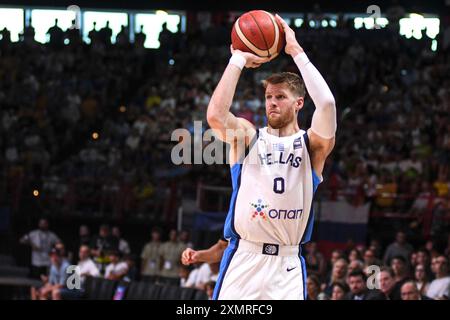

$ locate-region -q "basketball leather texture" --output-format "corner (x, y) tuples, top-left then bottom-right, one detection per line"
(231, 10), (285, 58)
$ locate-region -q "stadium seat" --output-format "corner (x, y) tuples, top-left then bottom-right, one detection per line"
(0, 266), (29, 277)
(157, 276), (180, 287)
(179, 287), (197, 300)
(84, 277), (118, 300)
(0, 255), (15, 266)
(159, 284), (181, 300)
(193, 290), (209, 300)
(125, 281), (146, 300)
(125, 281), (162, 300)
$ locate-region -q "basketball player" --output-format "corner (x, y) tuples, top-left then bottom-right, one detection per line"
(206, 15), (336, 300)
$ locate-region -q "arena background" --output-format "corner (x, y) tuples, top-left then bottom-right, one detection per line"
(0, 0), (449, 300)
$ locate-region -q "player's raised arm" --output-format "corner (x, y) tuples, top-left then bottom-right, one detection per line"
(276, 14), (336, 176)
(206, 47), (269, 144)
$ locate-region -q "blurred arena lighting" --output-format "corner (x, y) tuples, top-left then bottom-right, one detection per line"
(92, 132), (99, 140)
(83, 11), (128, 44)
(33, 190), (39, 197)
(321, 20), (328, 27)
(156, 10), (168, 16)
(119, 106), (127, 113)
(354, 17), (389, 29)
(399, 14), (440, 40)
(294, 18), (303, 27)
(0, 8), (24, 42)
(135, 12), (181, 48)
(431, 39), (438, 51)
(169, 58), (175, 65)
(31, 9), (77, 43)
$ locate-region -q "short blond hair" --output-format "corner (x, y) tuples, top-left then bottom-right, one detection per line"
(262, 72), (306, 97)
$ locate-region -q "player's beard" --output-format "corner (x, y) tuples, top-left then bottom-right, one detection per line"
(268, 109), (295, 129)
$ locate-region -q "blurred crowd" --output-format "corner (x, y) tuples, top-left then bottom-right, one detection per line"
(1, 12), (449, 230)
(19, 218), (450, 300)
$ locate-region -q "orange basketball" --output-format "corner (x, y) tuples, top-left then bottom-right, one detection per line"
(231, 10), (285, 59)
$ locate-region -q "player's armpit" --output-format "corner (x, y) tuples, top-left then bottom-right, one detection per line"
(307, 128), (335, 177)
(208, 112), (256, 144)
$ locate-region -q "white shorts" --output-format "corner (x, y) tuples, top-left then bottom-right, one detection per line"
(213, 238), (307, 300)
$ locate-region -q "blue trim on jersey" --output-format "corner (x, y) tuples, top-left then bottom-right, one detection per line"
(223, 129), (259, 240)
(299, 252), (307, 299)
(213, 238), (239, 300)
(303, 131), (310, 152)
(300, 170), (321, 244)
(224, 163), (242, 239)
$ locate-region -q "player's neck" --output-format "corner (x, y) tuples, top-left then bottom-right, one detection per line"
(267, 122), (300, 137)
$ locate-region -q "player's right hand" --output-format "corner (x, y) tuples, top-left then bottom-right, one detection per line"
(230, 45), (270, 69)
(181, 248), (197, 265)
(275, 14), (304, 57)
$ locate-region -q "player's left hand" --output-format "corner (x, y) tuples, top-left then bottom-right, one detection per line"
(275, 14), (304, 57)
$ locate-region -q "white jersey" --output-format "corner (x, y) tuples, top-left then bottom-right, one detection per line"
(224, 127), (321, 245)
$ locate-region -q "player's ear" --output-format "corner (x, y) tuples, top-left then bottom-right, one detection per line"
(295, 96), (304, 112)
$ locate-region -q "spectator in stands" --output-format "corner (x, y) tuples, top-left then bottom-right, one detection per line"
(415, 248), (433, 280)
(184, 261), (219, 291)
(348, 248), (363, 263)
(88, 21), (99, 44)
(54, 241), (72, 264)
(66, 20), (82, 46)
(205, 281), (216, 300)
(116, 25), (129, 46)
(179, 230), (193, 249)
(179, 264), (192, 287)
(98, 21), (113, 46)
(123, 254), (138, 282)
(159, 229), (187, 281)
(414, 264), (431, 296)
(305, 242), (327, 281)
(401, 281), (431, 300)
(31, 248), (69, 300)
(134, 24), (146, 48)
(347, 259), (364, 276)
(363, 248), (381, 270)
(427, 255), (450, 299)
(306, 275), (327, 300)
(346, 270), (385, 300)
(47, 19), (64, 48)
(368, 239), (383, 260)
(20, 218), (60, 279)
(90, 224), (118, 274)
(53, 245), (100, 300)
(331, 282), (349, 300)
(141, 227), (162, 281)
(414, 264), (430, 295)
(391, 255), (411, 286)
(20, 19), (35, 45)
(378, 267), (401, 300)
(324, 258), (348, 297)
(78, 225), (91, 253)
(0, 27), (11, 45)
(383, 231), (414, 266)
(104, 250), (128, 281)
(112, 226), (131, 256)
